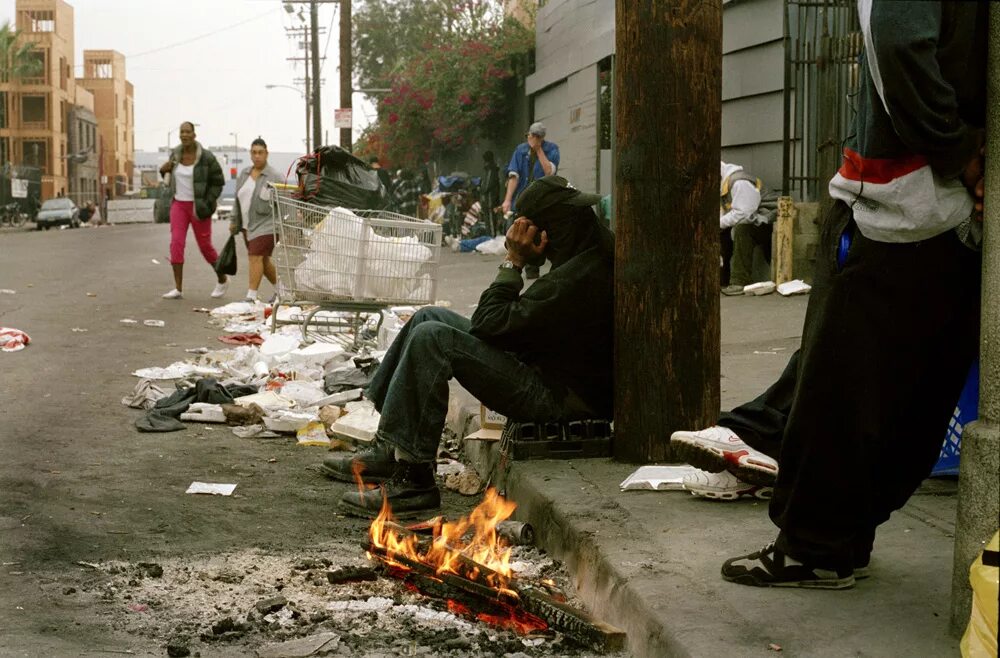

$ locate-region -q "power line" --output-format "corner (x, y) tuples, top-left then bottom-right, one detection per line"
(128, 8), (278, 59)
(319, 2), (339, 75)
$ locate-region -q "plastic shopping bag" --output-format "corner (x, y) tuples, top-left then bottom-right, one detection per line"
(215, 234), (238, 276)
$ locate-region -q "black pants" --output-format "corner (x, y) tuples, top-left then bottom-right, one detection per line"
(769, 201), (980, 569)
(730, 222), (773, 286)
(718, 350), (798, 461)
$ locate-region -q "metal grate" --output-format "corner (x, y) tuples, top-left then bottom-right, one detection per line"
(783, 0), (862, 201)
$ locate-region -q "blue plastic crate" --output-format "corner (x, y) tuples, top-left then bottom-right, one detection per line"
(931, 360), (979, 477)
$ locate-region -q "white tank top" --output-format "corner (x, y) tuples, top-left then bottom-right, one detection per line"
(174, 163), (195, 201)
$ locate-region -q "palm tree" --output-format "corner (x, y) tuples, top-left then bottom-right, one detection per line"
(0, 21), (42, 166)
(0, 20), (42, 84)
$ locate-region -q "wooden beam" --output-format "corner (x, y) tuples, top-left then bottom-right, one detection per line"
(773, 196), (795, 284)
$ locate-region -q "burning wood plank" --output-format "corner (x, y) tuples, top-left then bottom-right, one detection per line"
(366, 522), (626, 653)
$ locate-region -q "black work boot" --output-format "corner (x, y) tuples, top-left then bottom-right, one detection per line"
(321, 439), (398, 484)
(338, 462), (441, 520)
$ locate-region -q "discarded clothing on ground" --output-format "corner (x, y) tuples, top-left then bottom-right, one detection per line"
(324, 363), (376, 394)
(135, 378), (258, 433)
(218, 332), (264, 346)
(0, 327), (31, 352)
(121, 378), (168, 410)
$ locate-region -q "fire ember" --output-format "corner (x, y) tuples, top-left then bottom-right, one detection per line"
(364, 488), (626, 654)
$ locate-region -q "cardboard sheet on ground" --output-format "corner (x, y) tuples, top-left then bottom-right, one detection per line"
(619, 465), (699, 491)
(185, 482), (237, 496)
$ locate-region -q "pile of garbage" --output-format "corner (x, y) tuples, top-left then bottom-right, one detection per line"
(123, 300), (395, 447)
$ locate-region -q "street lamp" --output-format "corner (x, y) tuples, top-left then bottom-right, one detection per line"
(265, 84), (310, 153)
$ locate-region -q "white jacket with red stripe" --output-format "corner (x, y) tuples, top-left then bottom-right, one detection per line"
(828, 1), (986, 243)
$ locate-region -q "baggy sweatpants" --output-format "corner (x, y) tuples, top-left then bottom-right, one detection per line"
(770, 200), (981, 569)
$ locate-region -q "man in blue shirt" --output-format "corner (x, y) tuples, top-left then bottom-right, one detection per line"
(502, 122), (560, 278)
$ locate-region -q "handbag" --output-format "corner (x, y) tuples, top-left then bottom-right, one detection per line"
(154, 183), (172, 223)
(214, 234), (238, 276)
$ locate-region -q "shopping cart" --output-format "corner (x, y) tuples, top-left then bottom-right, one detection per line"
(269, 184), (442, 348)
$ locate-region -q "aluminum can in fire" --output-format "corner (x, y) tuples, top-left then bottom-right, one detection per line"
(496, 520), (535, 546)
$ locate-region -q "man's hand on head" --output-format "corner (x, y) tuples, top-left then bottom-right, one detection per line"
(527, 134), (542, 153)
(505, 217), (548, 268)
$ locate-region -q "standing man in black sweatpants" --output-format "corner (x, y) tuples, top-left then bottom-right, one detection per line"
(676, 0), (987, 589)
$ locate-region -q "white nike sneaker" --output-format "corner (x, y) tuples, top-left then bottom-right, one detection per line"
(669, 425), (778, 487)
(161, 288), (183, 299)
(683, 469), (772, 501)
(210, 280), (229, 298)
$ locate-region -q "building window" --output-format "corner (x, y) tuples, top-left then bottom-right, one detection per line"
(86, 59), (114, 79)
(0, 137), (9, 165)
(20, 95), (47, 126)
(59, 56), (67, 90)
(21, 10), (54, 33)
(22, 139), (48, 173)
(0, 91), (7, 130)
(20, 50), (46, 85)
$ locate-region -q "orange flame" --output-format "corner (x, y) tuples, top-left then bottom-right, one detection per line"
(369, 487), (518, 589)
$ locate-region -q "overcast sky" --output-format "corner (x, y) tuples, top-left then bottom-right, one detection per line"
(1, 0), (375, 153)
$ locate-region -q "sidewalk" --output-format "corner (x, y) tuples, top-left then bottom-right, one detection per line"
(463, 293), (961, 657)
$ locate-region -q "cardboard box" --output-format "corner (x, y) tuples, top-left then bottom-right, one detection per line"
(480, 404), (506, 430)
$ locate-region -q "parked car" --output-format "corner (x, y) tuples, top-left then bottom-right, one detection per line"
(35, 198), (80, 230)
(214, 178), (237, 221)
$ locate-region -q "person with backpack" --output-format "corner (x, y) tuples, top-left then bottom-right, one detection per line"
(720, 161), (778, 295)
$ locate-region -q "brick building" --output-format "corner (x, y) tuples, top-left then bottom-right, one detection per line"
(77, 50), (133, 199)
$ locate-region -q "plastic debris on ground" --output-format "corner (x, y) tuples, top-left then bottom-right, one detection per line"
(0, 327), (31, 352)
(474, 235), (507, 255)
(329, 401), (380, 442)
(234, 390), (297, 411)
(179, 403), (227, 423)
(0, 289), (16, 294)
(619, 465), (700, 491)
(185, 482), (237, 496)
(71, 327), (88, 333)
(132, 362), (224, 380)
(744, 281), (777, 296)
(120, 318), (138, 325)
(231, 424), (281, 439)
(143, 319), (166, 327)
(296, 421), (330, 446)
(777, 279), (812, 296)
(264, 409), (319, 434)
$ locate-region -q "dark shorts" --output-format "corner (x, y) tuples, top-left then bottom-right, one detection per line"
(247, 234), (275, 257)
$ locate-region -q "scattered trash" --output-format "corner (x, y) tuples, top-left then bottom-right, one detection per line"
(444, 468), (483, 496)
(768, 643), (783, 652)
(0, 289), (15, 295)
(619, 465), (699, 491)
(475, 235), (507, 255)
(151, 258), (161, 265)
(280, 380), (329, 408)
(264, 409), (318, 434)
(0, 327), (31, 352)
(434, 299), (452, 308)
(71, 327), (88, 333)
(184, 347), (209, 354)
(256, 632), (340, 658)
(133, 362), (223, 380)
(120, 318), (138, 325)
(231, 424), (280, 439)
(436, 460), (466, 477)
(222, 402), (265, 426)
(234, 390), (296, 411)
(179, 403), (227, 423)
(777, 279), (811, 296)
(744, 281), (776, 296)
(218, 332), (264, 346)
(121, 379), (168, 410)
(143, 319), (166, 328)
(191, 307), (210, 313)
(497, 520), (535, 546)
(185, 482), (236, 496)
(313, 388), (363, 407)
(318, 405), (344, 431)
(296, 421), (330, 446)
(86, 292), (97, 297)
(329, 402), (380, 442)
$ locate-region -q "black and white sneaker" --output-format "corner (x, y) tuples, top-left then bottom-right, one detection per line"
(722, 542), (855, 589)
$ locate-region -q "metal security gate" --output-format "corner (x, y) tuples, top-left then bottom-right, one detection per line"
(783, 0), (862, 201)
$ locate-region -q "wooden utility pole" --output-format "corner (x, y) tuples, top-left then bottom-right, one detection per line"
(339, 0), (352, 150)
(613, 1), (722, 463)
(310, 0), (322, 149)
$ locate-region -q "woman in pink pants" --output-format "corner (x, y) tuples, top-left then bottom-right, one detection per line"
(158, 121), (228, 299)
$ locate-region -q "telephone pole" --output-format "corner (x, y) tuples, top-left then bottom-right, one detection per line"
(310, 0), (322, 149)
(339, 0), (352, 150)
(613, 1), (723, 462)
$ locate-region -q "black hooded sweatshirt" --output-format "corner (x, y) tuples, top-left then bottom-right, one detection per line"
(469, 205), (614, 417)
